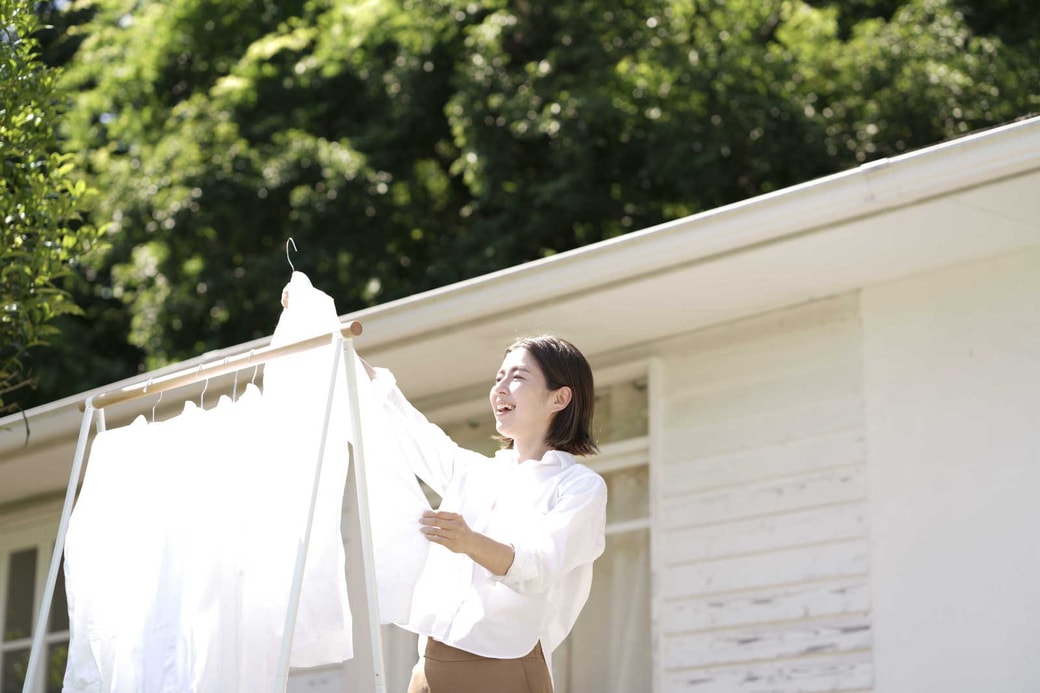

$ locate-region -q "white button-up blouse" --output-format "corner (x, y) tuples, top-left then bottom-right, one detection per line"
(370, 368), (608, 660)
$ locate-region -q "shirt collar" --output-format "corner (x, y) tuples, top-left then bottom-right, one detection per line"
(495, 448), (575, 469)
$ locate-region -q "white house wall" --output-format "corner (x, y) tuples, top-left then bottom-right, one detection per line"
(654, 295), (873, 692)
(862, 244), (1040, 693)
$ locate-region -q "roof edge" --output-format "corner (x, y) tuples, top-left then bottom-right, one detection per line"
(348, 116), (1040, 350)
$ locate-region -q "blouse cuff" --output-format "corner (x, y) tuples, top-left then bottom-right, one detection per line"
(491, 544), (536, 589)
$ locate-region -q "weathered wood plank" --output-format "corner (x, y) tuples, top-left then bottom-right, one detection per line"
(665, 327), (862, 399)
(663, 502), (869, 564)
(661, 467), (868, 530)
(667, 355), (860, 428)
(662, 393), (865, 461)
(654, 296), (874, 692)
(664, 615), (872, 670)
(661, 291), (865, 380)
(662, 579), (870, 634)
(661, 430), (865, 497)
(663, 539), (868, 599)
(663, 651), (873, 693)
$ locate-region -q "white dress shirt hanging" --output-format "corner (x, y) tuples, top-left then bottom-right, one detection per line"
(352, 364), (432, 625)
(62, 274), (358, 692)
(263, 270), (353, 667)
(275, 271), (434, 628)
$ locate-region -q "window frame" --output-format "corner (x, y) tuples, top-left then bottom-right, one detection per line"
(0, 519), (68, 693)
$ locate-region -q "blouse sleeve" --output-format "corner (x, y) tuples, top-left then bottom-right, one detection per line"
(491, 468), (608, 595)
(369, 366), (489, 497)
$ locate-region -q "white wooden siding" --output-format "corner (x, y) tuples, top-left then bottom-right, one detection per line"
(656, 294), (872, 692)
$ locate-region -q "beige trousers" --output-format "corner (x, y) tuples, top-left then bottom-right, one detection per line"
(412, 638), (553, 693)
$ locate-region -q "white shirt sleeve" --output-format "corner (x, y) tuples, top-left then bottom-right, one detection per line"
(370, 366), (489, 497)
(492, 468), (607, 595)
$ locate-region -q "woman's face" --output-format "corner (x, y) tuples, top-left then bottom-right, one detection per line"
(489, 347), (558, 443)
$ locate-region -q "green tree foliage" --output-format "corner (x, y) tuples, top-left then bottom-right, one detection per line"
(17, 0), (1039, 407)
(0, 0), (102, 416)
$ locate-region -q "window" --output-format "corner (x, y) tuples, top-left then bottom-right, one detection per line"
(552, 373), (651, 693)
(0, 524), (68, 693)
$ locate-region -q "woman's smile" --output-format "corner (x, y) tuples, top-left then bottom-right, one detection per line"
(488, 347), (557, 455)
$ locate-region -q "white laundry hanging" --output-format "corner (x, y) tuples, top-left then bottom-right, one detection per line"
(350, 365), (432, 625)
(63, 390), (280, 692)
(274, 271), (433, 628)
(263, 270), (354, 668)
(62, 275), (357, 693)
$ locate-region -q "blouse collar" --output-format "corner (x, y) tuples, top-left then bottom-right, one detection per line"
(495, 448), (575, 469)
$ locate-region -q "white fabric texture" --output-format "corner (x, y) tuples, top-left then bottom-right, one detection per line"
(62, 272), (356, 692)
(264, 270), (353, 668)
(276, 272), (434, 626)
(63, 391), (278, 693)
(351, 368), (432, 625)
(268, 271), (434, 629)
(368, 367), (608, 660)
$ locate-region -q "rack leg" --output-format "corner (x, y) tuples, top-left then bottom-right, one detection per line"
(343, 338), (387, 693)
(22, 401), (98, 693)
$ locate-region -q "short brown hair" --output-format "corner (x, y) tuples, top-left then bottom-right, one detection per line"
(499, 335), (598, 456)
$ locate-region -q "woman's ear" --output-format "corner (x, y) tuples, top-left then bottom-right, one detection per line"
(551, 386), (573, 412)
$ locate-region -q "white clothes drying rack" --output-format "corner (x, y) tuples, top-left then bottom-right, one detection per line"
(21, 321), (387, 693)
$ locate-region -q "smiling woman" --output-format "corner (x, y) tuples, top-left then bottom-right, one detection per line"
(436, 369), (652, 693)
(365, 335), (607, 693)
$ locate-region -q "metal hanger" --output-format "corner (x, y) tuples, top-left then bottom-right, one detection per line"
(151, 389), (163, 423)
(286, 237), (298, 273)
(143, 378), (163, 423)
(249, 350), (260, 388)
(232, 357), (242, 402)
(197, 364), (209, 408)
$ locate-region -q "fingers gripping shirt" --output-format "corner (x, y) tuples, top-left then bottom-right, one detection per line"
(369, 368), (608, 661)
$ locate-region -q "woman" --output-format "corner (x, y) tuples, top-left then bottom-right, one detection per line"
(373, 336), (607, 693)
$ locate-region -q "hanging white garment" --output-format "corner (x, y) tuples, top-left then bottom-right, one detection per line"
(263, 270), (353, 667)
(63, 274), (358, 692)
(273, 270), (434, 627)
(63, 388), (284, 692)
(352, 365), (432, 625)
(63, 415), (158, 693)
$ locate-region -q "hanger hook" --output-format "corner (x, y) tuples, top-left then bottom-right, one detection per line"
(152, 389), (163, 423)
(196, 364), (210, 408)
(286, 237), (298, 273)
(220, 357), (230, 402)
(248, 349), (260, 386)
